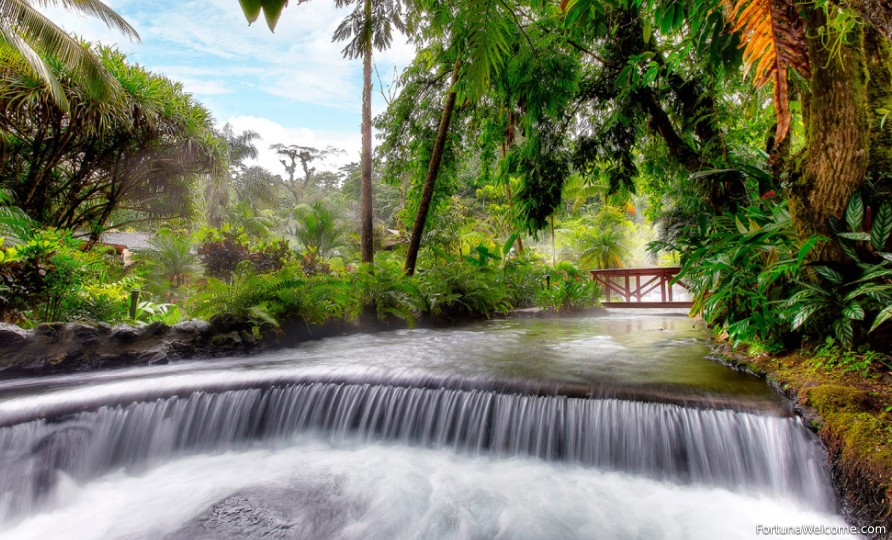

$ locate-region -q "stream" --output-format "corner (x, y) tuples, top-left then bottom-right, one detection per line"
(0, 310), (856, 539)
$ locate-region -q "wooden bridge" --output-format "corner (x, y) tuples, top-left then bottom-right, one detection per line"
(590, 267), (693, 308)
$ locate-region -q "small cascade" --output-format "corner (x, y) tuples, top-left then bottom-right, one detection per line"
(0, 380), (834, 521)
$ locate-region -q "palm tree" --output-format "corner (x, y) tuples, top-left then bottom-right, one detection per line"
(239, 0), (405, 265)
(333, 0), (405, 264)
(287, 202), (345, 263)
(0, 0), (139, 111)
(579, 228), (630, 270)
(138, 230), (200, 288)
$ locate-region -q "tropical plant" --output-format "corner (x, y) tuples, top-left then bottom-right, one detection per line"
(0, 0), (138, 109)
(0, 45), (225, 232)
(786, 193), (892, 349)
(137, 230), (200, 288)
(0, 188), (33, 244)
(287, 202), (346, 266)
(537, 261), (601, 313)
(0, 228), (122, 322)
(196, 227), (252, 283)
(651, 198), (810, 350)
(723, 0), (811, 143)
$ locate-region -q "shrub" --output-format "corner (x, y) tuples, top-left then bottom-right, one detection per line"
(537, 261), (601, 312)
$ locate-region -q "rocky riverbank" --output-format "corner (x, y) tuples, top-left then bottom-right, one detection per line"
(0, 306), (608, 377)
(0, 317), (264, 376)
(712, 345), (892, 538)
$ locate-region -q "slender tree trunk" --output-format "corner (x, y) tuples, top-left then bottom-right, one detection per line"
(404, 62), (461, 276)
(789, 6), (870, 260)
(501, 141), (524, 256)
(550, 215), (556, 267)
(359, 0), (375, 265)
(504, 179), (524, 255)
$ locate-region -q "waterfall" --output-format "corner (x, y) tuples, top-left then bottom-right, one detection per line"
(0, 379), (834, 521)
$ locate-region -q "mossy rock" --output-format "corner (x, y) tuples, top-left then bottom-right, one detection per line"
(802, 384), (873, 414)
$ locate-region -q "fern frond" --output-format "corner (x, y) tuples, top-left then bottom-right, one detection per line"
(725, 0), (810, 144)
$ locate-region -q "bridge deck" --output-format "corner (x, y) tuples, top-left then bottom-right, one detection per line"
(590, 267), (693, 309)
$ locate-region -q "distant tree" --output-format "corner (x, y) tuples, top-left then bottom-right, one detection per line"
(270, 143), (343, 202)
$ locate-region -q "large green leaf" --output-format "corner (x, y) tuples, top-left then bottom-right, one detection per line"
(262, 0), (287, 32)
(832, 318), (854, 349)
(841, 302), (865, 321)
(797, 235), (825, 266)
(239, 0), (262, 24)
(791, 304), (819, 330)
(811, 265), (843, 284)
(870, 305), (892, 333)
(871, 203), (892, 252)
(845, 193), (864, 232)
(502, 232), (519, 257)
(837, 232), (870, 241)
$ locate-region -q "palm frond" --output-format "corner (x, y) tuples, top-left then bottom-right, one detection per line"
(725, 0), (810, 144)
(0, 0), (139, 107)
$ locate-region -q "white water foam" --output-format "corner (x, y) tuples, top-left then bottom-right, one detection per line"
(1, 439), (855, 540)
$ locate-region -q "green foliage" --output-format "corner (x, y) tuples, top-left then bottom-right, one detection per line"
(809, 337), (892, 378)
(196, 226), (293, 283)
(786, 194), (892, 350)
(0, 228), (130, 323)
(537, 262), (601, 313)
(651, 199), (806, 350)
(415, 259), (513, 320)
(137, 230), (200, 288)
(0, 45), (224, 232)
(287, 202), (346, 271)
(353, 254), (422, 323)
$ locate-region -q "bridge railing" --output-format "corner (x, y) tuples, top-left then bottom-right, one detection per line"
(589, 267), (693, 308)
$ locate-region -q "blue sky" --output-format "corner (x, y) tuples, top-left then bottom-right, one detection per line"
(45, 0), (415, 174)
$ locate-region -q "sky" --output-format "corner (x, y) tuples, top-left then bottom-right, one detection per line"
(43, 0), (416, 176)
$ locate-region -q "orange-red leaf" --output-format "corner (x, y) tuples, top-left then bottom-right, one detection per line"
(725, 0), (810, 145)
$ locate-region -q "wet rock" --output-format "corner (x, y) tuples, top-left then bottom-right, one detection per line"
(209, 313), (253, 333)
(143, 321), (170, 337)
(33, 322), (65, 343)
(166, 484), (365, 540)
(172, 319), (212, 336)
(110, 325), (141, 343)
(67, 323), (100, 345)
(0, 323), (29, 347)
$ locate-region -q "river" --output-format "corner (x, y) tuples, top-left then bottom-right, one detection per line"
(0, 310), (856, 539)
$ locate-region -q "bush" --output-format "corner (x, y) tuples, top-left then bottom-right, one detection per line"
(197, 226), (294, 283)
(0, 229), (125, 323)
(649, 199), (805, 350)
(537, 261), (601, 312)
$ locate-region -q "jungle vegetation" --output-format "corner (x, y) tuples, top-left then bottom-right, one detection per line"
(0, 0), (889, 371)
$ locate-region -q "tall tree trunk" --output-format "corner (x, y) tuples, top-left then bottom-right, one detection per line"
(359, 0), (375, 265)
(864, 26), (892, 180)
(404, 63), (461, 276)
(789, 6), (870, 259)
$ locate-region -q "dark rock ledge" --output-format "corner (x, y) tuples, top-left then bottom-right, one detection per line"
(0, 316), (267, 377)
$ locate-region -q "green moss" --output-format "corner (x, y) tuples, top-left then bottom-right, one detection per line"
(734, 347), (892, 523)
(803, 384), (873, 415)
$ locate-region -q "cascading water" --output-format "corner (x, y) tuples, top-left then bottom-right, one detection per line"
(0, 312), (857, 539)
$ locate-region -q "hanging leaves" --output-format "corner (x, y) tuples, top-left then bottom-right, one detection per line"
(724, 0), (810, 145)
(238, 0), (295, 32)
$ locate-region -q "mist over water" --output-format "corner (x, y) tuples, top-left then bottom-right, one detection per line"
(0, 311), (857, 539)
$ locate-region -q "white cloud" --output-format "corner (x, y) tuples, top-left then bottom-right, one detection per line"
(224, 115), (361, 178)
